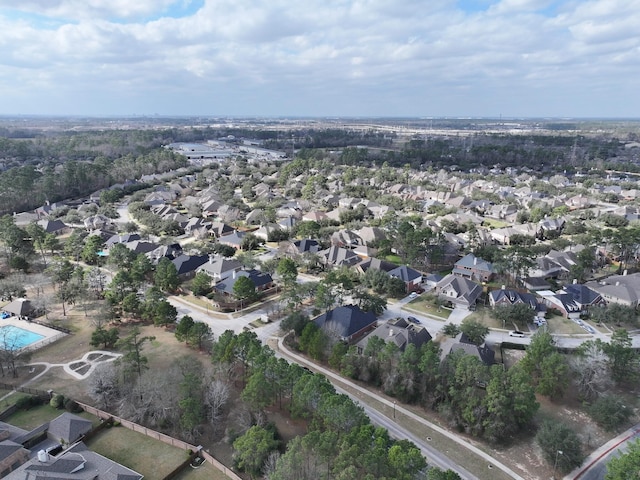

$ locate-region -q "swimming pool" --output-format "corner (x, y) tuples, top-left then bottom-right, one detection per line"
(0, 325), (45, 349)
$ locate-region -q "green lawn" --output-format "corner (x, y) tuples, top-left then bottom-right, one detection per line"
(86, 424), (188, 479)
(403, 299), (451, 320)
(6, 404), (99, 431)
(174, 463), (233, 480)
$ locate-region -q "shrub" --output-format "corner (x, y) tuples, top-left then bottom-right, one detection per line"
(64, 398), (82, 413)
(50, 394), (65, 409)
(16, 395), (43, 410)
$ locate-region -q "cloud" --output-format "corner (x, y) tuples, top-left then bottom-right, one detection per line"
(0, 0), (638, 116)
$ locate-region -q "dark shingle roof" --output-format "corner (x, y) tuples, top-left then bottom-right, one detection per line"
(314, 305), (376, 339)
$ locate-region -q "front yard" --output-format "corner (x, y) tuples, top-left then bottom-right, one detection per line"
(402, 297), (452, 320)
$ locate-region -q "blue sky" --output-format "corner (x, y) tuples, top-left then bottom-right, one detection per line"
(0, 0), (638, 118)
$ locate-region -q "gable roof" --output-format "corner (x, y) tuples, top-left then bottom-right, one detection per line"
(47, 413), (93, 445)
(387, 265), (422, 283)
(171, 255), (209, 275)
(356, 317), (432, 352)
(314, 305), (377, 340)
(454, 253), (494, 273)
(215, 269), (273, 295)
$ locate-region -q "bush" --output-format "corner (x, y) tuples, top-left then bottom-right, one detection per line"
(64, 398), (83, 413)
(15, 395), (43, 410)
(50, 394), (65, 409)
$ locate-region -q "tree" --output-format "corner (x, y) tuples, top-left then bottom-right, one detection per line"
(154, 257), (179, 292)
(535, 419), (584, 474)
(520, 330), (568, 398)
(175, 315), (195, 342)
(605, 438), (640, 480)
(233, 276), (256, 308)
(90, 326), (119, 349)
(179, 366), (204, 441)
(241, 233), (264, 251)
(152, 299), (178, 327)
(427, 468), (462, 480)
(277, 258), (298, 290)
(589, 395), (633, 432)
(460, 318), (489, 345)
(107, 243), (136, 269)
(233, 425), (279, 478)
(191, 271), (212, 296)
(212, 242), (236, 257)
(441, 323), (460, 337)
(206, 378), (230, 432)
(492, 303), (535, 329)
(187, 322), (212, 350)
(280, 311), (310, 336)
(602, 329), (638, 383)
(25, 223), (48, 266)
(353, 289), (387, 315)
(81, 235), (105, 265)
(88, 362), (121, 409)
(117, 327), (155, 379)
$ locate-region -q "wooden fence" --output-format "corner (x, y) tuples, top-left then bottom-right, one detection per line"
(76, 401), (242, 480)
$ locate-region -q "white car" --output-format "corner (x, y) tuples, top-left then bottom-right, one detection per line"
(408, 292), (418, 299)
(509, 330), (525, 338)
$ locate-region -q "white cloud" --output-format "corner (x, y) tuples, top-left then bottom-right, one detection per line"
(0, 0), (638, 116)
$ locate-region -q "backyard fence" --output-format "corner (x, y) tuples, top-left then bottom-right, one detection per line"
(75, 401), (242, 480)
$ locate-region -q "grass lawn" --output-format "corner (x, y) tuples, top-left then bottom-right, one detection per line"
(86, 424), (188, 479)
(6, 404), (99, 431)
(546, 315), (587, 335)
(174, 463), (233, 480)
(403, 299), (451, 320)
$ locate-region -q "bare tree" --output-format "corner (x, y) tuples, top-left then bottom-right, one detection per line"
(571, 341), (612, 402)
(88, 362), (122, 409)
(0, 328), (32, 378)
(206, 378), (230, 433)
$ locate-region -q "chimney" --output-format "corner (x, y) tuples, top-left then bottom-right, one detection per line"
(474, 257), (478, 265)
(616, 281), (620, 286)
(623, 269), (628, 276)
(209, 255), (214, 264)
(573, 278), (577, 284)
(389, 329), (393, 337)
(501, 285), (505, 290)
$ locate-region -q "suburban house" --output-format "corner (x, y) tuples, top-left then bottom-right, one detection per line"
(0, 412), (143, 480)
(37, 219), (69, 235)
(488, 288), (539, 310)
(214, 269), (274, 296)
(355, 257), (398, 275)
(586, 272), (640, 308)
(434, 274), (483, 309)
(387, 265), (423, 293)
(356, 317), (432, 353)
(318, 246), (360, 268)
(441, 332), (496, 366)
(452, 253), (495, 282)
(171, 254), (209, 279)
(314, 305), (377, 344)
(536, 284), (603, 318)
(197, 255), (243, 281)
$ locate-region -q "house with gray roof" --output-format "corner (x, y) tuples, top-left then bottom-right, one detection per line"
(586, 272), (640, 308)
(197, 255), (243, 281)
(4, 441), (143, 480)
(314, 305), (377, 344)
(318, 246), (360, 268)
(452, 253), (495, 282)
(356, 317), (431, 353)
(434, 274), (483, 309)
(387, 265), (423, 293)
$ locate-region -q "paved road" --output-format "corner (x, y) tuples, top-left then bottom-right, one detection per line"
(569, 426), (640, 480)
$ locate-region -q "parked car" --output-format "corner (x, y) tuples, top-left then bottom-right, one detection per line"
(509, 330), (525, 337)
(0, 312), (9, 319)
(407, 316), (420, 324)
(408, 292), (418, 299)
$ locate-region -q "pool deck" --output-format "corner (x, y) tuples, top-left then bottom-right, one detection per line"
(0, 316), (66, 351)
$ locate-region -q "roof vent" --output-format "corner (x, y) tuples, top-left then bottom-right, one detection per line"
(37, 450), (49, 463)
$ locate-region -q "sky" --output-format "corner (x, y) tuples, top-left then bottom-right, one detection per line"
(0, 0), (638, 118)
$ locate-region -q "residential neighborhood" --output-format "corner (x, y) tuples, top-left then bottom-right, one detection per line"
(2, 122), (640, 480)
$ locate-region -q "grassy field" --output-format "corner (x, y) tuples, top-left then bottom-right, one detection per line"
(86, 424), (190, 479)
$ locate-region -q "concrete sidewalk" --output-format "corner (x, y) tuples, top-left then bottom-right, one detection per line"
(566, 423), (640, 479)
